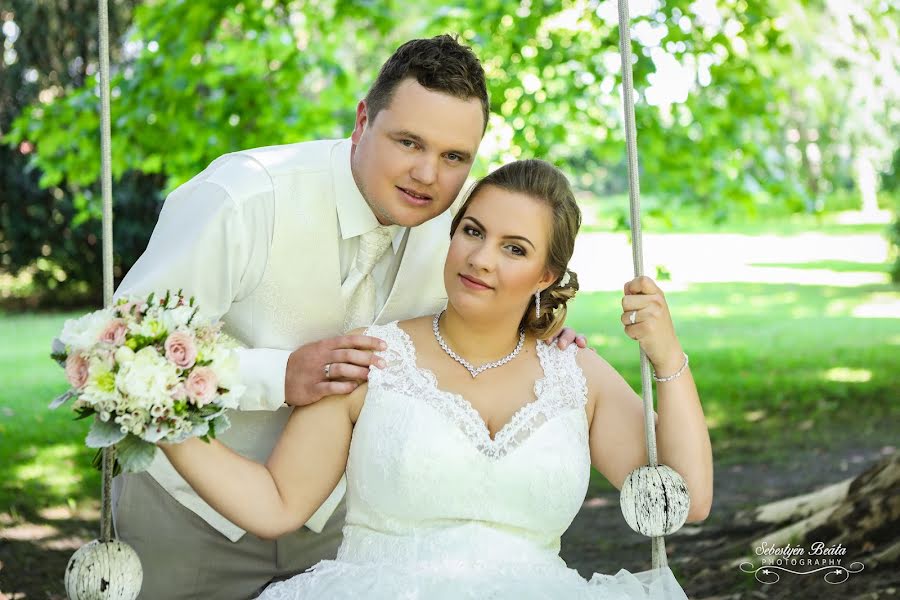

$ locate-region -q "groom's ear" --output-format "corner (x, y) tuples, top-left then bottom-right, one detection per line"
(351, 100), (369, 144)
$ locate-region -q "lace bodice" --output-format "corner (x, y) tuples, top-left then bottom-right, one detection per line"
(260, 321), (691, 599)
(364, 320), (589, 459)
(339, 321), (591, 562)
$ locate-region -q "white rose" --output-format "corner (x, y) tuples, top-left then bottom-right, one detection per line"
(59, 309), (115, 351)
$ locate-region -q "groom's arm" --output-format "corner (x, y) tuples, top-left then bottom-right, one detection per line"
(116, 156), (286, 411)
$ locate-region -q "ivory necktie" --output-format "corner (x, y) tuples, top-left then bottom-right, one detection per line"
(342, 226), (394, 331)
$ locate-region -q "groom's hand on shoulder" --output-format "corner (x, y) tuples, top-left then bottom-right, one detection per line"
(551, 327), (589, 351)
(284, 332), (388, 407)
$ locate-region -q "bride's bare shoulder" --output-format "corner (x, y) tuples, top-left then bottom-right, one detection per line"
(395, 316), (434, 338)
(574, 347), (625, 413)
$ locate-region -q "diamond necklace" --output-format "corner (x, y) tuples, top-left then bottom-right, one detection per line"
(432, 311), (525, 378)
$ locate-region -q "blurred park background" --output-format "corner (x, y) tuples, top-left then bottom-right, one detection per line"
(0, 0), (898, 598)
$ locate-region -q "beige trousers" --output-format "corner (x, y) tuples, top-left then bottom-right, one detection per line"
(112, 472), (345, 600)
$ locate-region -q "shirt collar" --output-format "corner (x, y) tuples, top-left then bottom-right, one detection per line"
(332, 138), (405, 253)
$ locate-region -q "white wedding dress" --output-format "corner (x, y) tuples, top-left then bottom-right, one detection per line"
(260, 322), (689, 599)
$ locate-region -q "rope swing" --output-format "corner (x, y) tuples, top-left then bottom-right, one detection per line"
(98, 0), (117, 548)
(63, 1), (143, 598)
(615, 0), (691, 572)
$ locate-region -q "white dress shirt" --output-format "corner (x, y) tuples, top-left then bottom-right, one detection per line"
(118, 141), (407, 413)
(116, 138), (456, 541)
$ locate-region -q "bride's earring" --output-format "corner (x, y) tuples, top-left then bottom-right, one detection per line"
(535, 290), (540, 319)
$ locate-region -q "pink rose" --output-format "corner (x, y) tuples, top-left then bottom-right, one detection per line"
(65, 353), (89, 389)
(185, 367), (218, 407)
(164, 331), (198, 369)
(99, 319), (127, 346)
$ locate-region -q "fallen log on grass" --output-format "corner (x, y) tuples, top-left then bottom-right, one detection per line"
(686, 452), (900, 599)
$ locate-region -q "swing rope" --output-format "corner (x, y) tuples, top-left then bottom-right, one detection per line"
(615, 0), (669, 570)
(98, 0), (116, 544)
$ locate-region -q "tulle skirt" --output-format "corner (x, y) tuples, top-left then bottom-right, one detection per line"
(258, 557), (689, 599)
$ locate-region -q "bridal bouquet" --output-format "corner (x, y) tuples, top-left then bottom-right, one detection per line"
(51, 290), (245, 473)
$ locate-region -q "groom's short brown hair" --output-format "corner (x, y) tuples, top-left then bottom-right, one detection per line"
(365, 35), (489, 133)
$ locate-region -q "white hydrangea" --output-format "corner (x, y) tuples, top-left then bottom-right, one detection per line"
(115, 345), (136, 365)
(59, 309), (115, 351)
(206, 345), (240, 389)
(160, 305), (196, 332)
(115, 346), (179, 410)
(127, 317), (167, 339)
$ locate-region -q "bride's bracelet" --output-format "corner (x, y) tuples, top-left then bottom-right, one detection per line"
(651, 352), (689, 383)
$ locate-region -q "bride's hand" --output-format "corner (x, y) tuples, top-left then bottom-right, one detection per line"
(620, 276), (683, 374)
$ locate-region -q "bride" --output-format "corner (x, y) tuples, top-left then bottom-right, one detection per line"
(161, 159), (713, 598)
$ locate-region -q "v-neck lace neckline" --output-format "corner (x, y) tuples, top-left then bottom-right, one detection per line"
(392, 322), (551, 446)
(364, 321), (589, 460)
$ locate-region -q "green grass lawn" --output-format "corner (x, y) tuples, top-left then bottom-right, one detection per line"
(567, 282), (898, 462)
(580, 192), (896, 237)
(1, 236), (898, 517)
(0, 311), (101, 519)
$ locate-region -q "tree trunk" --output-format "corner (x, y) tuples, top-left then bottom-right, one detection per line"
(683, 452), (900, 599)
(855, 150), (880, 215)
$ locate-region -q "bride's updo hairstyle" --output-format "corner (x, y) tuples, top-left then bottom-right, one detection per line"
(450, 159), (581, 340)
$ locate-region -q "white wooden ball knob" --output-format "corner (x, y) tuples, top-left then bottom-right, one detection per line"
(620, 464), (691, 537)
(64, 539), (142, 600)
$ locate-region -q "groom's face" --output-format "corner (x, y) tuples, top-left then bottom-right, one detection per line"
(350, 79), (484, 227)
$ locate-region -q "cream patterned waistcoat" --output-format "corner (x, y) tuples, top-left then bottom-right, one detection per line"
(145, 139), (450, 541)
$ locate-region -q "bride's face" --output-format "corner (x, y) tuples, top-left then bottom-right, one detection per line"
(444, 185), (557, 322)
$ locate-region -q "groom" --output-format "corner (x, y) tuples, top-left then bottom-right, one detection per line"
(113, 34), (584, 599)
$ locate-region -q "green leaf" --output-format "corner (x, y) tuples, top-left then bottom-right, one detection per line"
(207, 412), (231, 439)
(90, 448), (122, 478)
(74, 406), (96, 420)
(189, 419), (210, 438)
(115, 434), (158, 473)
(49, 389), (77, 409)
(85, 416), (128, 448)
